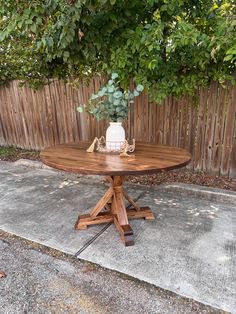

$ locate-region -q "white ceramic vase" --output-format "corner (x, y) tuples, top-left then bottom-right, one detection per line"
(106, 122), (125, 152)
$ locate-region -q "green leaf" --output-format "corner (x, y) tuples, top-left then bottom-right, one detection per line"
(136, 84), (144, 92)
(224, 55), (233, 61)
(63, 51), (70, 61)
(108, 109), (115, 115)
(98, 90), (105, 97)
(90, 94), (99, 100)
(116, 106), (123, 112)
(30, 23), (37, 33)
(113, 99), (120, 106)
(111, 73), (119, 80)
(108, 86), (115, 93)
(0, 31), (7, 42)
(77, 106), (84, 113)
(47, 37), (54, 47)
(113, 91), (123, 98)
(26, 19), (33, 25)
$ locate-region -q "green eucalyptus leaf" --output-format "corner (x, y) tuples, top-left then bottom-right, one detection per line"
(108, 86), (115, 93)
(90, 94), (99, 100)
(76, 106), (84, 113)
(98, 90), (105, 97)
(102, 87), (107, 93)
(111, 73), (119, 80)
(136, 84), (144, 92)
(113, 99), (120, 106)
(113, 91), (123, 98)
(116, 106), (123, 112)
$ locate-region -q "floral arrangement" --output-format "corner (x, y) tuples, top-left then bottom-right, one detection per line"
(77, 73), (144, 122)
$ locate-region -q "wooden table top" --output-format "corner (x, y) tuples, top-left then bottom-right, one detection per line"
(40, 142), (191, 176)
(40, 141), (191, 176)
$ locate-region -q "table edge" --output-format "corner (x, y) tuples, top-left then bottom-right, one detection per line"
(40, 155), (191, 176)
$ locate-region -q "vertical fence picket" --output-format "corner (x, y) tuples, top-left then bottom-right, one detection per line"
(148, 101), (157, 143)
(229, 85), (236, 178)
(220, 85), (236, 177)
(203, 82), (217, 173)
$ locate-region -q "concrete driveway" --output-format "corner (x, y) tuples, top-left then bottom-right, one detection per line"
(0, 160), (235, 313)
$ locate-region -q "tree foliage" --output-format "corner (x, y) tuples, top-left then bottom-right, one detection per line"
(0, 0), (236, 101)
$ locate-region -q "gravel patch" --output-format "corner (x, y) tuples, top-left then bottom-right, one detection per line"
(0, 231), (227, 314)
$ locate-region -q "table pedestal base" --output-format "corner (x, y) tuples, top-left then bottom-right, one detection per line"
(74, 176), (155, 246)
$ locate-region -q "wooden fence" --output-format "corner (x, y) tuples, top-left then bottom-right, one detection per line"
(0, 78), (236, 178)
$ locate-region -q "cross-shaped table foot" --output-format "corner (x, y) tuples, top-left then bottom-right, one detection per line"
(74, 176), (155, 246)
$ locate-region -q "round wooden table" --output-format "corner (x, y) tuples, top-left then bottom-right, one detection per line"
(41, 141), (191, 246)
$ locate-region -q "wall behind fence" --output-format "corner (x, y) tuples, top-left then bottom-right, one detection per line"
(0, 78), (236, 178)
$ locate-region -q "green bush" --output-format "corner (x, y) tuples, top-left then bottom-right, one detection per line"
(0, 1), (235, 101)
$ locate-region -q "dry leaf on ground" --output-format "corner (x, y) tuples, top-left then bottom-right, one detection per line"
(0, 271), (7, 278)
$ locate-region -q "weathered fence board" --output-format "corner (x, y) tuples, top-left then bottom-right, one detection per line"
(0, 78), (236, 178)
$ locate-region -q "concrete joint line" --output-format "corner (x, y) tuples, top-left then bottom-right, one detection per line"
(75, 222), (112, 257)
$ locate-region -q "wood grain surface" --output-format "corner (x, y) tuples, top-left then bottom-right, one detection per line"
(40, 141), (191, 176)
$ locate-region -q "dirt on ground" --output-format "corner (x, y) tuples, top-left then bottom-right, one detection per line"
(127, 169), (236, 191)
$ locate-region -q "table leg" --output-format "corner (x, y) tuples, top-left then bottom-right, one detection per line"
(74, 175), (155, 246)
(111, 176), (134, 246)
